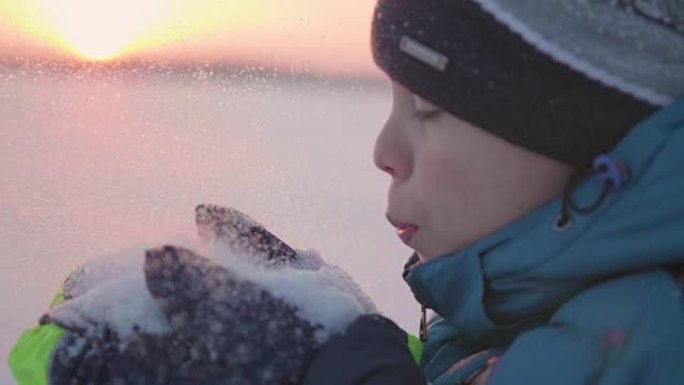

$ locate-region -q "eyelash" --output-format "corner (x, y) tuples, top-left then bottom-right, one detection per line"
(413, 108), (442, 121)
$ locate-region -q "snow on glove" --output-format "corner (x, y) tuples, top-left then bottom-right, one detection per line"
(193, 205), (423, 385)
(194, 203), (376, 315)
(195, 204), (297, 267)
(11, 204), (375, 385)
(45, 245), (322, 385)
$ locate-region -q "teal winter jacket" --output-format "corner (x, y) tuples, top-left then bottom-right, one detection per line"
(404, 98), (684, 384)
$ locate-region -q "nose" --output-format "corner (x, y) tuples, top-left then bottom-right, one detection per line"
(373, 117), (412, 179)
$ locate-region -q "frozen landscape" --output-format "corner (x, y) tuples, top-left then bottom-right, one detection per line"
(0, 64), (420, 383)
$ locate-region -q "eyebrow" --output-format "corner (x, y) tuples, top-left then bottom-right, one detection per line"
(412, 108), (443, 121)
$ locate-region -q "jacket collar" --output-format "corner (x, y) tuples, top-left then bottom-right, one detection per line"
(402, 204), (548, 339)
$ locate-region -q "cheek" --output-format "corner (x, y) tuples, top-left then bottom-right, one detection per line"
(415, 149), (469, 213)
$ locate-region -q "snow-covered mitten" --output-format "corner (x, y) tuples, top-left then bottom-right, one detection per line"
(192, 205), (424, 385)
(193, 204), (376, 315)
(10, 204), (376, 385)
(43, 245), (322, 385)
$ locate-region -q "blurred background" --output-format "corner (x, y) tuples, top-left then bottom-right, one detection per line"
(0, 0), (420, 382)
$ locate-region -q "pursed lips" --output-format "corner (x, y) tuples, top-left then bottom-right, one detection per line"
(386, 215), (419, 245)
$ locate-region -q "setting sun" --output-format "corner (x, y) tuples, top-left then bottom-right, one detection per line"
(8, 0), (273, 62)
(0, 0), (377, 74)
(33, 0), (172, 60)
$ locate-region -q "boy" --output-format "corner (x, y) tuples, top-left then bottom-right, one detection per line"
(10, 1), (684, 384)
(303, 0), (684, 384)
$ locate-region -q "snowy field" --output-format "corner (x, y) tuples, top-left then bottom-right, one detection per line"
(0, 65), (420, 383)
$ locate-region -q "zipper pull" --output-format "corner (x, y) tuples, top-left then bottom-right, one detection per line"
(419, 305), (427, 342)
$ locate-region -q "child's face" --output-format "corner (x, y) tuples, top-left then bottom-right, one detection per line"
(374, 82), (572, 261)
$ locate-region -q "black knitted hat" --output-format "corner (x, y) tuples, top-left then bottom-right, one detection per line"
(372, 0), (684, 166)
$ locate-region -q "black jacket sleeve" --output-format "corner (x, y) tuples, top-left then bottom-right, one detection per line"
(301, 314), (426, 385)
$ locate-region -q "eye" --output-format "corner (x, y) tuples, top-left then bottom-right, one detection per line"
(413, 95), (442, 121)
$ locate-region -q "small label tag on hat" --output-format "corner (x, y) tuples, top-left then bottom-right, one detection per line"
(399, 36), (449, 71)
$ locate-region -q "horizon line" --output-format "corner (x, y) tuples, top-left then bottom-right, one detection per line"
(0, 54), (386, 86)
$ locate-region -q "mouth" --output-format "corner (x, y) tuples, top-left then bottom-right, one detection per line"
(386, 215), (419, 245)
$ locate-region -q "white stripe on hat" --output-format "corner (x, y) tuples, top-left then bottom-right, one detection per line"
(472, 0), (674, 106)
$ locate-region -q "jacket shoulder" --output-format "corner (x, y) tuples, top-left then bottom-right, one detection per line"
(551, 269), (684, 332)
(489, 270), (684, 385)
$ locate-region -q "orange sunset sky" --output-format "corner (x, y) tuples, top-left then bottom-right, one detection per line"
(0, 0), (380, 76)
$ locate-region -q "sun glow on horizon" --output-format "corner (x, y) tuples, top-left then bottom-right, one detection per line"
(7, 0), (274, 62)
(1, 0), (377, 75)
(35, 0), (173, 61)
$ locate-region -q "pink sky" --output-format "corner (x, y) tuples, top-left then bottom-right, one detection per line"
(0, 0), (381, 76)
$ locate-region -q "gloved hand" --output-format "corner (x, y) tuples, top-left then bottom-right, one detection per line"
(44, 244), (321, 385)
(10, 204), (376, 385)
(301, 314), (426, 385)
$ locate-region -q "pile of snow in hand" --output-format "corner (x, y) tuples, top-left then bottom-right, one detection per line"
(48, 204), (376, 346)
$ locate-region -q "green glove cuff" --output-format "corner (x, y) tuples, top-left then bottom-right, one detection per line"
(407, 333), (424, 365)
(9, 323), (65, 385)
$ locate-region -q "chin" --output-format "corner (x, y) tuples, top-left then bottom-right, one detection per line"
(417, 243), (462, 262)
(415, 247), (439, 262)
(411, 232), (459, 261)
(410, 237), (438, 262)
